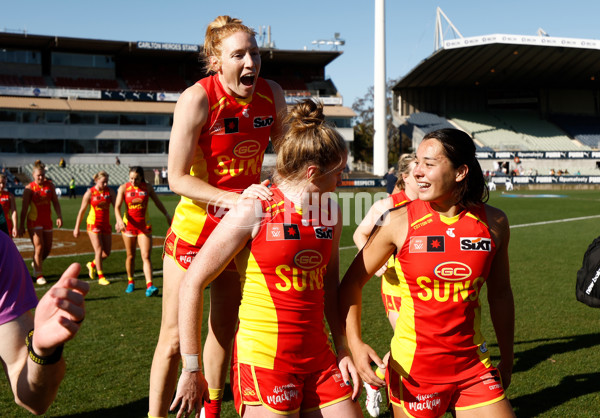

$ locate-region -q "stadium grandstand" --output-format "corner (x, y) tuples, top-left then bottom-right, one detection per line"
(392, 8), (600, 187)
(0, 30), (355, 192)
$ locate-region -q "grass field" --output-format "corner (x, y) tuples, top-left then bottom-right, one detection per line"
(1, 189), (599, 417)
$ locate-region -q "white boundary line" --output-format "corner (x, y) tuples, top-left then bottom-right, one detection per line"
(23, 214), (600, 259)
(508, 214), (600, 229)
(339, 214), (600, 251)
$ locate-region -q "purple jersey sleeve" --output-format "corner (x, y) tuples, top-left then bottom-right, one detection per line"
(0, 232), (38, 325)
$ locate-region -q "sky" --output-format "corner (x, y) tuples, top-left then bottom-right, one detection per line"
(4, 0), (600, 108)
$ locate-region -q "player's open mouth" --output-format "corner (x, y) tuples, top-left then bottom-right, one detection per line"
(240, 74), (255, 86)
(418, 182), (430, 190)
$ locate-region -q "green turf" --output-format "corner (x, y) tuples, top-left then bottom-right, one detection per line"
(1, 189), (599, 417)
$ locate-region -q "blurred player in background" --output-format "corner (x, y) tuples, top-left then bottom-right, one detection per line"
(114, 166), (171, 297)
(0, 173), (18, 238)
(73, 171), (116, 286)
(19, 160), (63, 285)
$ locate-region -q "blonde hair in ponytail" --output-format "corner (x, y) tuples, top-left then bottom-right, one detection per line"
(274, 99), (347, 185)
(203, 15), (256, 73)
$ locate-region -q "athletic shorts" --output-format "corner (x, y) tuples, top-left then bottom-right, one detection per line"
(123, 217), (151, 236)
(87, 223), (112, 235)
(27, 217), (52, 232)
(387, 359), (506, 417)
(162, 227), (236, 272)
(231, 361), (352, 415)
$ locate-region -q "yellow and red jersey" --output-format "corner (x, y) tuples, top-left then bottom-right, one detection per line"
(170, 74), (277, 247)
(391, 190), (411, 208)
(381, 190), (412, 308)
(123, 181), (149, 224)
(233, 186), (337, 373)
(391, 199), (496, 383)
(86, 186), (112, 229)
(26, 180), (53, 225)
(0, 190), (13, 232)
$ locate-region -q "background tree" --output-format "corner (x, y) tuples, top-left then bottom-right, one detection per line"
(351, 78), (412, 170)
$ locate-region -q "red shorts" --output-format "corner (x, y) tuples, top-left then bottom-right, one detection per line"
(162, 228), (236, 271)
(231, 362), (352, 415)
(27, 217), (52, 232)
(387, 360), (506, 417)
(382, 292), (402, 316)
(87, 223), (112, 235)
(123, 217), (151, 236)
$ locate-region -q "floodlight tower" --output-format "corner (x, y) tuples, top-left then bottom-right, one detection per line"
(373, 0), (387, 176)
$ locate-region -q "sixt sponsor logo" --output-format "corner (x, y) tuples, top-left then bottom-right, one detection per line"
(460, 237), (492, 252)
(314, 226), (333, 239)
(253, 115), (274, 128)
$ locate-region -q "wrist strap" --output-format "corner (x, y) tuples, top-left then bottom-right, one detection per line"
(25, 329), (64, 365)
(181, 353), (200, 372)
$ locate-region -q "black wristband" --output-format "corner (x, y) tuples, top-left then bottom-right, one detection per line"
(25, 329), (64, 365)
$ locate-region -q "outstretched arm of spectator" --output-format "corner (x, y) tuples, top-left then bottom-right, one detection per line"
(0, 263), (89, 415)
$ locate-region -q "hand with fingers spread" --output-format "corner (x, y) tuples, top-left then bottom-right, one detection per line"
(349, 340), (386, 388)
(170, 371), (208, 418)
(0, 233), (91, 415)
(32, 263), (89, 356)
(238, 179), (273, 202)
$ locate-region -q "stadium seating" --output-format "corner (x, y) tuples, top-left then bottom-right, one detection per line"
(0, 74), (23, 86)
(22, 163), (130, 186)
(403, 112), (496, 150)
(21, 75), (47, 87)
(449, 111), (590, 151)
(551, 114), (600, 149)
(53, 77), (120, 90)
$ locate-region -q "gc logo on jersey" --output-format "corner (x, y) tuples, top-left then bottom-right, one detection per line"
(434, 261), (472, 281)
(313, 226), (333, 239)
(233, 140), (261, 158)
(253, 115), (274, 128)
(460, 237), (492, 251)
(294, 249), (323, 270)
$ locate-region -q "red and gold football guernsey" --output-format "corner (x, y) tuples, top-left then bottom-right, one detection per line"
(0, 190), (13, 232)
(26, 180), (53, 224)
(123, 181), (149, 226)
(233, 186), (337, 373)
(391, 190), (411, 208)
(391, 199), (496, 383)
(381, 190), (412, 310)
(86, 186), (112, 228)
(170, 74), (277, 247)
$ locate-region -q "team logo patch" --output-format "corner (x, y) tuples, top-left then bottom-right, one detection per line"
(266, 223), (300, 241)
(434, 261), (472, 281)
(409, 236), (445, 253)
(224, 117), (239, 133)
(460, 237), (492, 251)
(253, 115), (274, 128)
(313, 226), (333, 239)
(294, 249), (322, 269)
(233, 139), (261, 158)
